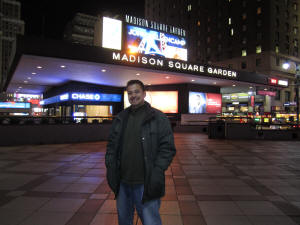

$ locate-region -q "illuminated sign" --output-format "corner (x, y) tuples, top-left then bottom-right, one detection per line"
(126, 25), (187, 61)
(41, 92), (122, 105)
(0, 102), (30, 109)
(102, 17), (122, 50)
(125, 15), (186, 37)
(257, 90), (276, 96)
(112, 52), (238, 79)
(278, 80), (288, 86)
(270, 78), (278, 85)
(189, 92), (222, 114)
(124, 91), (178, 113)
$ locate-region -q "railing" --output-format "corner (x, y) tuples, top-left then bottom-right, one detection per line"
(0, 116), (114, 125)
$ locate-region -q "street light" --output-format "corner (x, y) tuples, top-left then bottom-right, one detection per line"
(282, 62), (300, 129)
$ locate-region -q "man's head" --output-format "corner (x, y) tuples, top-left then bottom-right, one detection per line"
(126, 80), (146, 108)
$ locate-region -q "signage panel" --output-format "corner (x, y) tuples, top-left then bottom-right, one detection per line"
(189, 92), (222, 114)
(126, 25), (187, 61)
(102, 17), (122, 50)
(0, 102), (30, 109)
(124, 91), (178, 113)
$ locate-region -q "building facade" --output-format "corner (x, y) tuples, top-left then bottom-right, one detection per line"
(0, 0), (24, 92)
(63, 13), (98, 46)
(145, 0), (300, 111)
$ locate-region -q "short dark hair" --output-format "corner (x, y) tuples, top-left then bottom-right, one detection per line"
(126, 80), (145, 91)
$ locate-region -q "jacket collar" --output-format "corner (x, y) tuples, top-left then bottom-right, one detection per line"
(117, 101), (155, 122)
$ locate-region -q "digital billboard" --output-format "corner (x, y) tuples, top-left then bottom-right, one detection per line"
(124, 91), (178, 113)
(0, 102), (30, 109)
(102, 17), (122, 50)
(126, 25), (187, 61)
(189, 92), (221, 114)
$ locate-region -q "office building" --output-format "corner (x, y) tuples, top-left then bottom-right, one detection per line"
(145, 0), (300, 111)
(63, 13), (98, 46)
(0, 0), (24, 91)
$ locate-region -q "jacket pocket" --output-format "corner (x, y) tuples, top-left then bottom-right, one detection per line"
(148, 167), (165, 198)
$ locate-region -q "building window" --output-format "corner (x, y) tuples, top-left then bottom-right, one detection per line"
(257, 7), (262, 14)
(294, 27), (298, 34)
(256, 58), (262, 66)
(276, 5), (280, 14)
(256, 45), (262, 54)
(257, 32), (262, 40)
(257, 19), (262, 27)
(285, 91), (290, 102)
(276, 19), (279, 28)
(242, 13), (247, 20)
(286, 35), (290, 43)
(294, 48), (298, 57)
(242, 49), (247, 56)
(242, 37), (247, 44)
(197, 21), (201, 26)
(294, 3), (297, 10)
(241, 62), (247, 69)
(294, 39), (298, 47)
(207, 48), (211, 54)
(187, 4), (192, 11)
(286, 44), (290, 54)
(242, 0), (246, 7)
(275, 90), (281, 100)
(228, 18), (232, 25)
(275, 32), (280, 41)
(207, 37), (211, 43)
(230, 28), (234, 36)
(276, 56), (280, 66)
(286, 23), (290, 31)
(275, 45), (279, 53)
(242, 25), (247, 31)
(294, 15), (298, 23)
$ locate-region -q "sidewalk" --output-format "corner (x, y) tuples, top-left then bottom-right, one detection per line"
(0, 133), (300, 225)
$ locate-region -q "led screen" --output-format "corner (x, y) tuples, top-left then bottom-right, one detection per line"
(102, 17), (122, 50)
(126, 25), (187, 61)
(0, 102), (30, 109)
(189, 92), (221, 114)
(124, 91), (178, 113)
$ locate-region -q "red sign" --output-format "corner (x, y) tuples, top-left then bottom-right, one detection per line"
(270, 78), (278, 85)
(251, 95), (255, 107)
(257, 90), (276, 96)
(206, 93), (222, 113)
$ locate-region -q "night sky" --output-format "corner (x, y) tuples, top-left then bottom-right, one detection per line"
(19, 0), (145, 39)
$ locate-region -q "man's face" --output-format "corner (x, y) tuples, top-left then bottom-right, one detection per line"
(127, 83), (146, 107)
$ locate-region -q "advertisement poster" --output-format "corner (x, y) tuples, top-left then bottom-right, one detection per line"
(124, 91), (178, 113)
(189, 92), (222, 114)
(206, 93), (222, 113)
(126, 25), (187, 61)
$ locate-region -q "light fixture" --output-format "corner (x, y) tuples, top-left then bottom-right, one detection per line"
(191, 79), (195, 82)
(232, 84), (236, 87)
(249, 86), (253, 89)
(264, 88), (267, 91)
(101, 69), (106, 72)
(27, 77), (31, 80)
(24, 80), (28, 83)
(18, 86), (22, 89)
(213, 82), (217, 84)
(148, 84), (151, 85)
(136, 73), (140, 76)
(166, 76), (170, 79)
(37, 66), (42, 69)
(60, 65), (66, 68)
(32, 72), (36, 75)
(282, 62), (290, 70)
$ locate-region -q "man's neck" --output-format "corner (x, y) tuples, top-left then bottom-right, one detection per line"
(131, 102), (145, 109)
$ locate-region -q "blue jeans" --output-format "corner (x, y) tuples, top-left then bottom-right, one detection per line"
(116, 182), (162, 225)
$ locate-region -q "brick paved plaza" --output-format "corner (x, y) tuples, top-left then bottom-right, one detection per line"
(1, 133), (300, 225)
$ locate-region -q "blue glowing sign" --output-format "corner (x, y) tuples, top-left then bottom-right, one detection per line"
(0, 102), (30, 109)
(126, 25), (187, 61)
(41, 92), (122, 105)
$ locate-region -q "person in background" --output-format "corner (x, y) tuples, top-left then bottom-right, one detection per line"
(105, 79), (176, 225)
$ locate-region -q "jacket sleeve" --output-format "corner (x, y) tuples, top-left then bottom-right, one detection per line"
(105, 117), (121, 168)
(153, 113), (176, 171)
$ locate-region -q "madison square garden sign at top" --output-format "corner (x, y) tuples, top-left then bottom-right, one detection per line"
(101, 15), (238, 80)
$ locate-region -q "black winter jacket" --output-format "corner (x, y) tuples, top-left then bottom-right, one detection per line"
(105, 102), (176, 202)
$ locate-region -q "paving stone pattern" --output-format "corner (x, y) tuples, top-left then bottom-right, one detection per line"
(0, 134), (300, 225)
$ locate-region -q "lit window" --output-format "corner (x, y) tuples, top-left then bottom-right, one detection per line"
(257, 7), (262, 14)
(275, 45), (279, 53)
(187, 4), (192, 11)
(228, 18), (232, 25)
(230, 28), (234, 36)
(242, 37), (247, 44)
(294, 27), (298, 34)
(256, 45), (262, 53)
(294, 39), (298, 47)
(197, 21), (200, 26)
(242, 13), (247, 20)
(242, 49), (247, 56)
(294, 3), (297, 10)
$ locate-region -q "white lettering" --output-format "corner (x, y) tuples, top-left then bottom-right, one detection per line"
(112, 52), (120, 60)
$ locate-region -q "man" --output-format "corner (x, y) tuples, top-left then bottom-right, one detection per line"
(105, 80), (176, 225)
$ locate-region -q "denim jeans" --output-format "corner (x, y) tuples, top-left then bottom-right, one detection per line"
(116, 182), (162, 225)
